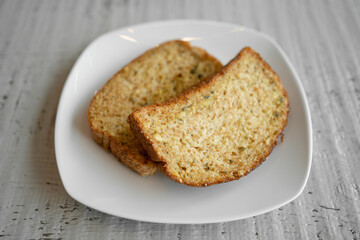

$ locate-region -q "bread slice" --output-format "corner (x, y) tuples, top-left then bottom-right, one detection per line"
(88, 40), (222, 176)
(128, 47), (289, 186)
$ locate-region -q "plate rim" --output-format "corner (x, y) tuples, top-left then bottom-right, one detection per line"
(54, 19), (313, 224)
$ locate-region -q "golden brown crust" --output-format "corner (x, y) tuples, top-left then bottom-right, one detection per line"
(88, 100), (158, 176)
(109, 136), (156, 176)
(88, 40), (222, 176)
(128, 47), (289, 186)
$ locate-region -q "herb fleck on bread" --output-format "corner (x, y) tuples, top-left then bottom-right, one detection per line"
(88, 40), (222, 176)
(128, 47), (289, 185)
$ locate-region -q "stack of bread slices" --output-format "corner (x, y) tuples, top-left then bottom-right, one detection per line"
(88, 40), (289, 187)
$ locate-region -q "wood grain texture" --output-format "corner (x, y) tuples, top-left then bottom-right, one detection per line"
(0, 0), (359, 239)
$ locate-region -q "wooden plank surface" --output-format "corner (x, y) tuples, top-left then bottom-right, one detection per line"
(0, 0), (359, 239)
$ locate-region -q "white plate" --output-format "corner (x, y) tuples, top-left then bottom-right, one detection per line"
(55, 20), (312, 224)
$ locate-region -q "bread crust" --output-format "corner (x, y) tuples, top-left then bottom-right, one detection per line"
(88, 40), (222, 176)
(128, 47), (289, 186)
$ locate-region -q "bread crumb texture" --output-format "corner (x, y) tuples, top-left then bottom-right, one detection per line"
(88, 40), (222, 176)
(130, 47), (289, 185)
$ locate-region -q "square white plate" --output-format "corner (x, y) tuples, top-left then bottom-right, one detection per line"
(55, 20), (312, 224)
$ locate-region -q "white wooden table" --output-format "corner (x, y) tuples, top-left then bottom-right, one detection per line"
(0, 0), (359, 239)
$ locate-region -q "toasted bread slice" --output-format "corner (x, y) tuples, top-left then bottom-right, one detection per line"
(88, 40), (222, 176)
(129, 47), (289, 185)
